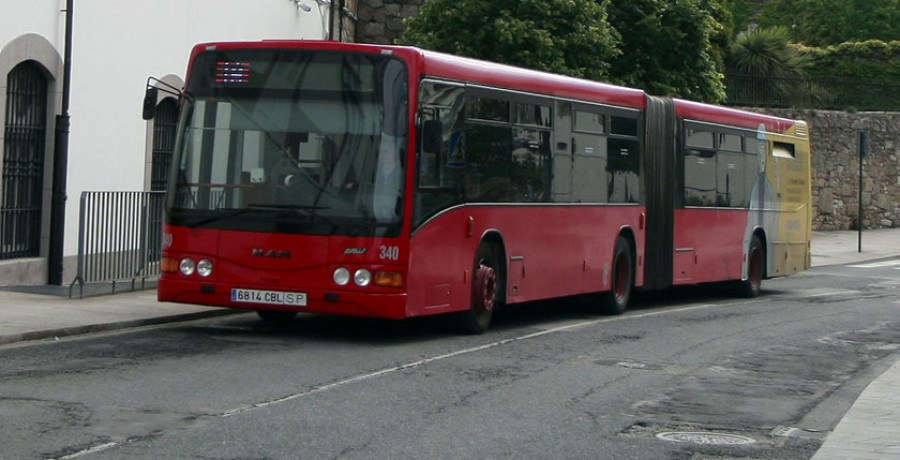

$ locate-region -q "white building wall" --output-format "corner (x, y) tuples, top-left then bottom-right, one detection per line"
(0, 0), (329, 285)
(0, 2), (62, 48)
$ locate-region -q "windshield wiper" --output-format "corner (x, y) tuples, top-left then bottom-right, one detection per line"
(183, 207), (255, 228)
(182, 204), (329, 228)
(248, 203), (360, 236)
(245, 204), (330, 211)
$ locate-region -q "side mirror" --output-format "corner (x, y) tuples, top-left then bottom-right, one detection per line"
(142, 86), (159, 120)
(421, 119), (443, 154)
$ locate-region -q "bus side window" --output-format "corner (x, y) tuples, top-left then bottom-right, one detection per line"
(414, 81), (466, 225)
(511, 127), (551, 202)
(416, 81), (466, 189)
(511, 102), (552, 203)
(684, 126), (716, 207)
(468, 96), (509, 122)
(608, 115), (641, 204)
(463, 94), (516, 203)
(717, 151), (746, 207)
(684, 148), (717, 206)
(571, 131), (606, 203)
(718, 133), (746, 207)
(465, 124), (513, 202)
(687, 127), (714, 149)
(607, 138), (640, 203)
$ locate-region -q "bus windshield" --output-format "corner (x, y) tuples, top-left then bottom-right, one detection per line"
(169, 49), (408, 237)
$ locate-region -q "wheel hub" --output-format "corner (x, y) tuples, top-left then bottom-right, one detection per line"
(474, 263), (497, 313)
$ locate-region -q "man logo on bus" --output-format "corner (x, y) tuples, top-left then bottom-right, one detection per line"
(251, 249), (291, 259)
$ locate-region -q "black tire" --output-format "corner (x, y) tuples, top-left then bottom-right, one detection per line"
(456, 243), (501, 334)
(599, 236), (633, 315)
(736, 235), (764, 298)
(256, 310), (298, 323)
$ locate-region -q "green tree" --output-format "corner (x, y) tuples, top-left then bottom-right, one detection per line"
(401, 0), (729, 103)
(701, 0), (736, 74)
(757, 0), (900, 47)
(399, 0), (621, 81)
(607, 0), (727, 102)
(729, 0), (760, 33)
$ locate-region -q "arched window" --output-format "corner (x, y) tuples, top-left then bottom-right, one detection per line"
(1, 61), (47, 260)
(151, 98), (178, 191)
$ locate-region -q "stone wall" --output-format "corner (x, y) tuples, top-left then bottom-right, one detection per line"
(761, 109), (900, 231)
(356, 0), (424, 45)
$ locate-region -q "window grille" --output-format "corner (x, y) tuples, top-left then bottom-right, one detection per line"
(151, 98), (177, 191)
(1, 61), (47, 260)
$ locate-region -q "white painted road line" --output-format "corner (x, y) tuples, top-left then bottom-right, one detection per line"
(848, 260), (900, 269)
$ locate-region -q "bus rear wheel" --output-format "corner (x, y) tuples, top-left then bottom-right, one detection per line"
(457, 243), (501, 334)
(599, 236), (633, 315)
(736, 235), (764, 298)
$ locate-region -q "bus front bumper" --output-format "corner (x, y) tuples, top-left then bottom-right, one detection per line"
(157, 279), (409, 320)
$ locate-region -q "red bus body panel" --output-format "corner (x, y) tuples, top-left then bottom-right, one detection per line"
(672, 209), (748, 284)
(406, 205), (645, 317)
(158, 227), (411, 319)
(159, 204), (644, 319)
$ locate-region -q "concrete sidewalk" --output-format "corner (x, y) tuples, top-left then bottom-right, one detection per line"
(806, 228), (900, 460)
(0, 228), (899, 459)
(809, 227), (900, 267)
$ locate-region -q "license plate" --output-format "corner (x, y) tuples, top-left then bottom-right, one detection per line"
(231, 288), (307, 306)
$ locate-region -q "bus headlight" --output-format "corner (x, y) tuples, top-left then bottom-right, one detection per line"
(354, 269), (372, 287)
(197, 259), (213, 277)
(333, 267), (350, 286)
(179, 258), (196, 276)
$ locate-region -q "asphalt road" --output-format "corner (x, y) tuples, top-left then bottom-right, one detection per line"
(1, 257), (898, 459)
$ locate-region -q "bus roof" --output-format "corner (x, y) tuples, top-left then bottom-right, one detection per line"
(190, 40), (647, 109)
(190, 40), (798, 133)
(673, 99), (797, 134)
(412, 47), (647, 110)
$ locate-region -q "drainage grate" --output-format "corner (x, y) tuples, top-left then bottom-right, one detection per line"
(656, 431), (757, 445)
(770, 425), (826, 440)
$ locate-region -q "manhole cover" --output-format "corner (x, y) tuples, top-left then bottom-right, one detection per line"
(656, 431), (756, 445)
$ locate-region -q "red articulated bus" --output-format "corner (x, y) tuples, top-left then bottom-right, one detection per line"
(155, 41), (811, 333)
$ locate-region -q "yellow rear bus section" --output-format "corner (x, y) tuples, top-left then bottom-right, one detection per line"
(767, 120), (812, 276)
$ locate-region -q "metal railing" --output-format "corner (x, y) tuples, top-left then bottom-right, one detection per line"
(71, 191), (164, 297)
(724, 74), (900, 111)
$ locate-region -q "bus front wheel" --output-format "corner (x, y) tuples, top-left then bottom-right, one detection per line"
(457, 243), (501, 334)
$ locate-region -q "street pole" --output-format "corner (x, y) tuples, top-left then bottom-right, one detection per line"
(857, 131), (869, 253)
(328, 0), (335, 40)
(48, 0), (73, 285)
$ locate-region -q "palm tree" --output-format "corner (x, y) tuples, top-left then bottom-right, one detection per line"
(726, 26), (810, 105)
(729, 26), (809, 77)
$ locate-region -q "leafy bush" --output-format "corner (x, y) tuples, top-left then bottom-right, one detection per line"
(804, 40), (900, 83)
